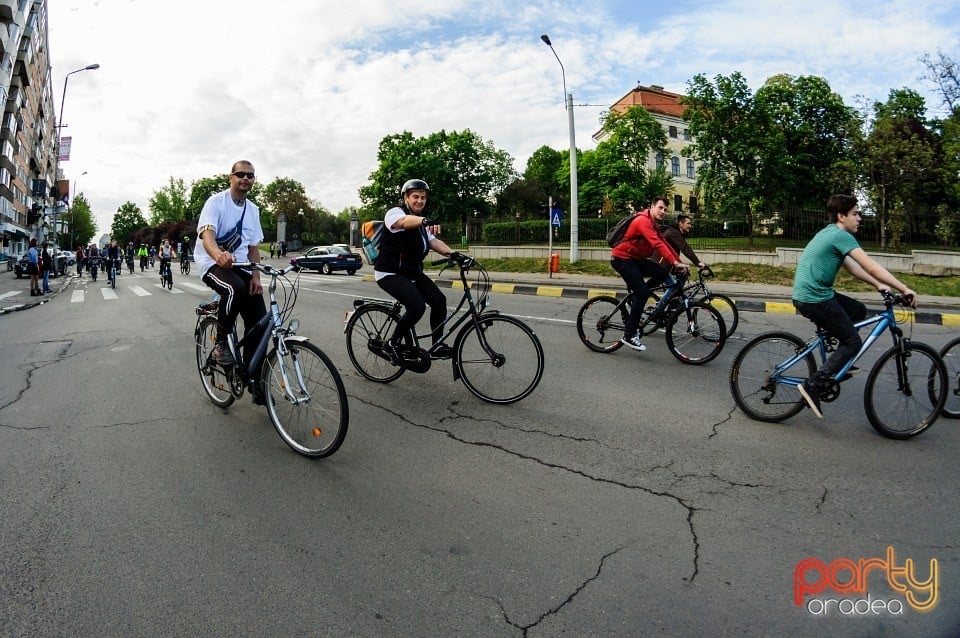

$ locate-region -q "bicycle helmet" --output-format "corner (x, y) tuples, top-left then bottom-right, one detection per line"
(400, 179), (430, 197)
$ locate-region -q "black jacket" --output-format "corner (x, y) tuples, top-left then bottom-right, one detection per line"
(375, 212), (430, 277)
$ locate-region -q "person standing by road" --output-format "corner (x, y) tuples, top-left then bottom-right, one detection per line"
(194, 160), (267, 394)
(610, 197), (689, 351)
(26, 238), (40, 296)
(76, 244), (86, 276)
(792, 194), (918, 418)
(40, 241), (52, 294)
(374, 178), (459, 360)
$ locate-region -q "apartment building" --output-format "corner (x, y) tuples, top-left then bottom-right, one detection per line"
(593, 84), (700, 215)
(0, 0), (58, 257)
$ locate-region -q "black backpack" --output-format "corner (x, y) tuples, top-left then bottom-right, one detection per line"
(606, 212), (641, 248)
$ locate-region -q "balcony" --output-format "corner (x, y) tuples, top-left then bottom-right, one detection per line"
(0, 0), (15, 21)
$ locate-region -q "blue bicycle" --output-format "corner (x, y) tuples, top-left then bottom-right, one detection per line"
(729, 291), (947, 439)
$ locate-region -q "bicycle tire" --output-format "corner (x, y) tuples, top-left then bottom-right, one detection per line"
(664, 301), (726, 365)
(345, 304), (406, 383)
(701, 293), (739, 338)
(864, 341), (947, 439)
(576, 295), (625, 353)
(263, 339), (349, 458)
(455, 314), (544, 404)
(729, 331), (814, 422)
(195, 316), (235, 408)
(938, 336), (960, 419)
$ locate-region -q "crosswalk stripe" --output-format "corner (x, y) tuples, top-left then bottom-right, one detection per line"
(101, 288), (118, 300)
(71, 290), (84, 303)
(0, 290), (23, 300)
(130, 286), (151, 296)
(178, 281), (209, 292)
(153, 284), (184, 294)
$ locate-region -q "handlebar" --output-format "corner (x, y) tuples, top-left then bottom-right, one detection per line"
(231, 261), (301, 276)
(880, 289), (916, 309)
(431, 252), (475, 270)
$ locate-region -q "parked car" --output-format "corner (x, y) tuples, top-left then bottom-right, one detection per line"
(13, 251), (68, 277)
(290, 245), (363, 275)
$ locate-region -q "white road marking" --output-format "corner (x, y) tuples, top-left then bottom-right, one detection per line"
(71, 290), (84, 303)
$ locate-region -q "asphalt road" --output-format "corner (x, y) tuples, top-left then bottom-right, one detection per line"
(1, 267), (957, 637)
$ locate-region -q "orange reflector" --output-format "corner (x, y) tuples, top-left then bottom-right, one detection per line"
(312, 428), (322, 437)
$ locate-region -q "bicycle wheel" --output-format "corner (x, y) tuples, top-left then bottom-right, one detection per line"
(195, 317), (235, 408)
(345, 304), (406, 383)
(639, 292), (662, 337)
(664, 301), (726, 365)
(576, 296), (626, 353)
(455, 315), (544, 404)
(938, 337), (960, 419)
(701, 294), (739, 338)
(730, 331), (814, 422)
(864, 342), (947, 439)
(263, 339), (349, 458)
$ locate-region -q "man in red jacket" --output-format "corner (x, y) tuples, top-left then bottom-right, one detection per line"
(610, 196), (689, 351)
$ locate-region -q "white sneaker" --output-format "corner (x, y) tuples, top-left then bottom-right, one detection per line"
(620, 334), (646, 351)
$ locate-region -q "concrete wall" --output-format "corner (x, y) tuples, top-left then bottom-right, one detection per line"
(465, 245), (960, 275)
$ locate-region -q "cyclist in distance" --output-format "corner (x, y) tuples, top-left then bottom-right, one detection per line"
(181, 236), (191, 263)
(105, 240), (122, 284)
(158, 239), (176, 280)
(658, 214), (705, 270)
(194, 160), (267, 393)
(137, 243), (148, 271)
(792, 194), (917, 419)
(374, 178), (460, 361)
(610, 196), (689, 352)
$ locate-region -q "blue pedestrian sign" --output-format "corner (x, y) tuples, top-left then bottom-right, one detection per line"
(550, 207), (562, 227)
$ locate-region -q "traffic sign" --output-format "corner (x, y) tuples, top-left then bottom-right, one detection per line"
(550, 207), (562, 227)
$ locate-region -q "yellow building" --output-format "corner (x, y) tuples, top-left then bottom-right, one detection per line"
(593, 84), (700, 214)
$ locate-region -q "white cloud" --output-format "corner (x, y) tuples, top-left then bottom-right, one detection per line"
(49, 0), (960, 235)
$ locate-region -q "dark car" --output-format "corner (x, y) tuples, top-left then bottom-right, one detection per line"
(14, 251), (67, 277)
(291, 245), (363, 275)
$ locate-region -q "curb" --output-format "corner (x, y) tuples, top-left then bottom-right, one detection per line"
(361, 273), (960, 327)
(0, 273), (74, 316)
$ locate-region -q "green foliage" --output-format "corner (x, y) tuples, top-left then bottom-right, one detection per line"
(68, 193), (96, 248)
(148, 177), (189, 225)
(359, 129), (517, 228)
(261, 177), (311, 233)
(111, 201), (148, 245)
(186, 175), (230, 220)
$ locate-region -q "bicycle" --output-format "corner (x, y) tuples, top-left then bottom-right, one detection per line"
(181, 254), (191, 275)
(344, 254), (545, 404)
(195, 262), (349, 458)
(642, 266), (738, 338)
(159, 259), (173, 290)
(729, 290), (948, 439)
(108, 258), (119, 289)
(575, 268), (728, 365)
(938, 336), (960, 419)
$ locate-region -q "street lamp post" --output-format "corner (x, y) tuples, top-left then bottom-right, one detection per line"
(55, 63), (99, 248)
(540, 34), (579, 263)
(297, 208), (304, 251)
(69, 171), (87, 249)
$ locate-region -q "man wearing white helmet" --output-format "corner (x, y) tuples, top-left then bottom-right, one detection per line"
(375, 179), (459, 361)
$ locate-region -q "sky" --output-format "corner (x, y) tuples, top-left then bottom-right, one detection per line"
(48, 0), (960, 236)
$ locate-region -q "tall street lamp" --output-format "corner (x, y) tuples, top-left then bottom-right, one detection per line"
(55, 63), (99, 246)
(69, 171), (87, 249)
(540, 34), (579, 263)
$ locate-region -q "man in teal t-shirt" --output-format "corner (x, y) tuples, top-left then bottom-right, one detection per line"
(791, 195), (917, 418)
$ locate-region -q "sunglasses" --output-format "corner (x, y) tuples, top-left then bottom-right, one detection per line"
(232, 171), (255, 179)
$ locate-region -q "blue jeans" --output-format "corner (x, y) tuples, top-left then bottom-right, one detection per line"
(793, 293), (867, 389)
(42, 269), (50, 292)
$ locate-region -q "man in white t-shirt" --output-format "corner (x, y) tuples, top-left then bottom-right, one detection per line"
(195, 160), (266, 381)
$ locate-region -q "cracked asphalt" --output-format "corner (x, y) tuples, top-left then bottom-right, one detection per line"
(1, 268), (958, 636)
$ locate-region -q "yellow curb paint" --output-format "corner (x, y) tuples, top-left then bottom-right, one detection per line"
(587, 289), (619, 298)
(491, 283), (515, 294)
(537, 286), (564, 297)
(941, 313), (960, 327)
(766, 302), (796, 314)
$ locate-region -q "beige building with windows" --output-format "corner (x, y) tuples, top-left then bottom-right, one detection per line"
(593, 84), (700, 214)
(0, 0), (59, 257)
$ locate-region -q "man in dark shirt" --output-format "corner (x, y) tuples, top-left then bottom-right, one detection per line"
(659, 214), (705, 269)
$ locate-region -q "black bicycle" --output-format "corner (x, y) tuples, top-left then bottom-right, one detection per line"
(344, 254), (544, 404)
(195, 262), (349, 458)
(159, 259), (173, 290)
(641, 266), (738, 338)
(181, 254), (191, 275)
(939, 336), (960, 419)
(576, 268), (727, 364)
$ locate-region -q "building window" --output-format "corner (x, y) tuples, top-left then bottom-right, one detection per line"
(683, 129), (691, 141)
(671, 156), (680, 177)
(686, 159), (695, 179)
(689, 196), (698, 215)
(674, 195), (683, 212)
(668, 125), (678, 138)
(655, 153), (664, 171)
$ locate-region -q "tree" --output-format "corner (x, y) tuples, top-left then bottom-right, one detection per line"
(261, 177), (311, 234)
(148, 177), (189, 225)
(920, 48), (960, 111)
(187, 175), (230, 220)
(69, 193), (97, 248)
(111, 201), (148, 245)
(523, 145), (565, 209)
(359, 129), (516, 232)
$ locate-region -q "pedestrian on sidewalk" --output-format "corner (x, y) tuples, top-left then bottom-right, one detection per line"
(40, 241), (52, 293)
(27, 238), (40, 296)
(269, 242), (275, 259)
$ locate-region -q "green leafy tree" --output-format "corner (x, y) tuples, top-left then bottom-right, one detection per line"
(111, 201), (148, 245)
(522, 145), (565, 209)
(148, 177), (189, 225)
(261, 177), (311, 234)
(68, 193), (97, 247)
(187, 175), (230, 220)
(359, 129), (516, 232)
